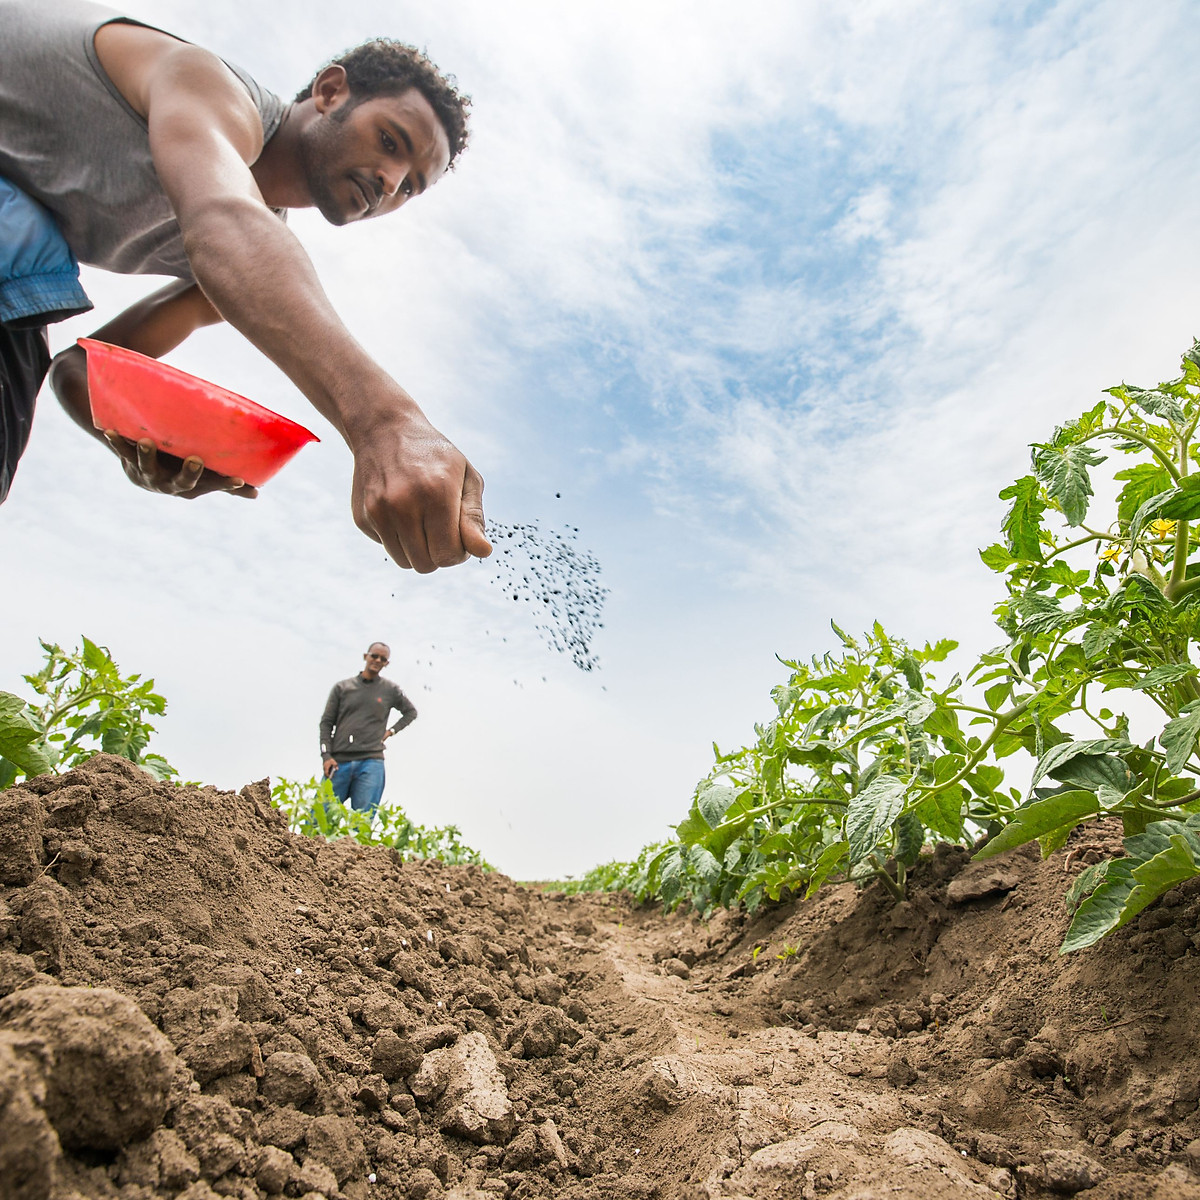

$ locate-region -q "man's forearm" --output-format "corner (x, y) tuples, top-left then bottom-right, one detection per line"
(48, 348), (107, 443)
(180, 199), (417, 444)
(391, 695), (418, 733)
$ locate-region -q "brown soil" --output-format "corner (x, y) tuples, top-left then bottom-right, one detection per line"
(1, 755), (1199, 1200)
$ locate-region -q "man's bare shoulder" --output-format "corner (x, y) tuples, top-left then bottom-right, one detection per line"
(93, 20), (259, 128)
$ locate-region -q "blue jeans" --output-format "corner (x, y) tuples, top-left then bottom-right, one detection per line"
(330, 757), (385, 815)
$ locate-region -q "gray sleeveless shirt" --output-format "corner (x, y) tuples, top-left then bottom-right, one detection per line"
(0, 0), (286, 280)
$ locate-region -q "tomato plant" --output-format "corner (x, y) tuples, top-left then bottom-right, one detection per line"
(0, 638), (176, 787)
(582, 343), (1200, 952)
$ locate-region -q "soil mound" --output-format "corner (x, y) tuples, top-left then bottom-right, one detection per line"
(0, 755), (1198, 1200)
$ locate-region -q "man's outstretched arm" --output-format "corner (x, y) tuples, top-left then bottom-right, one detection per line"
(100, 30), (489, 572)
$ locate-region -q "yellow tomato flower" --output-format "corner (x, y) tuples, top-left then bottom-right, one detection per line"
(1099, 543), (1122, 563)
(1148, 518), (1178, 538)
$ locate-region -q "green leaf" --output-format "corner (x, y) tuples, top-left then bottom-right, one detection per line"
(1038, 824), (1075, 858)
(696, 784), (735, 830)
(1161, 708), (1200, 774)
(140, 753), (177, 782)
(1125, 385), (1185, 426)
(1048, 755), (1133, 806)
(1060, 860), (1137, 951)
(898, 655), (923, 691)
(1064, 858), (1114, 912)
(999, 476), (1045, 562)
(81, 636), (109, 672)
(841, 692), (936, 747)
(804, 840), (849, 899)
(1132, 662), (1198, 691)
(687, 845), (723, 885)
(895, 810), (924, 867)
(974, 790), (1101, 859)
(1121, 807), (1159, 837)
(0, 691), (39, 750)
(922, 704), (963, 744)
(1060, 817), (1200, 952)
(0, 691), (52, 782)
(1131, 476), (1200, 542)
(801, 705), (858, 742)
(980, 544), (1017, 572)
(1020, 593), (1085, 636)
(657, 845), (684, 905)
(1032, 440), (1105, 527)
(675, 808), (713, 846)
(847, 776), (907, 863)
(830, 620), (857, 649)
(1040, 561), (1090, 592)
(914, 786), (965, 842)
(1082, 624), (1123, 661)
(1030, 738), (1131, 789)
(1158, 478), (1200, 521)
(1120, 573), (1172, 614)
(1114, 463), (1173, 524)
(703, 793), (760, 859)
(1129, 488), (1180, 544)
(919, 638), (958, 662)
(311, 800), (333, 836)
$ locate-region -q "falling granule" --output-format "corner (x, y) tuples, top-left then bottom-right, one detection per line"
(482, 519), (609, 671)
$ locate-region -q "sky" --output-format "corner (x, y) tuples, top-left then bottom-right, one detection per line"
(2, 0), (1198, 878)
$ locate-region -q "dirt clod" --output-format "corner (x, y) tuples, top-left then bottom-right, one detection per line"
(260, 1050), (321, 1107)
(0, 984), (176, 1152)
(1039, 1147), (1108, 1193)
(0, 790), (45, 886)
(0, 1031), (60, 1200)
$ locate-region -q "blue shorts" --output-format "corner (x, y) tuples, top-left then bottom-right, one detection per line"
(1, 177), (92, 505)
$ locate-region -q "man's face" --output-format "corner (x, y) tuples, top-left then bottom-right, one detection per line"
(362, 646), (390, 679)
(300, 82), (452, 227)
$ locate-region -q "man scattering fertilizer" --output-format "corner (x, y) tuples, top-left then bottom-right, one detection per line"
(0, 0), (491, 573)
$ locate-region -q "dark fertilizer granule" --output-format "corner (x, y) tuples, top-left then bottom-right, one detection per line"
(482, 519), (608, 671)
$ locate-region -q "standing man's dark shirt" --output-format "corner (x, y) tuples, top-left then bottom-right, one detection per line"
(320, 674), (416, 763)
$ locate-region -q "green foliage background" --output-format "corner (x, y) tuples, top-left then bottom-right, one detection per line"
(270, 775), (492, 867)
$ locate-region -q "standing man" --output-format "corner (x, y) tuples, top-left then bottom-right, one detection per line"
(320, 642), (417, 816)
(0, 1), (490, 574)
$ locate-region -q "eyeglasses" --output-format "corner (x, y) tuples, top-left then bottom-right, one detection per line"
(366, 653), (389, 663)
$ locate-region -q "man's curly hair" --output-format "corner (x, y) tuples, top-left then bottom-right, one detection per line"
(295, 39), (470, 165)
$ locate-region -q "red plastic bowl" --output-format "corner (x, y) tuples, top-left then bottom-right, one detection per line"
(80, 338), (319, 487)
